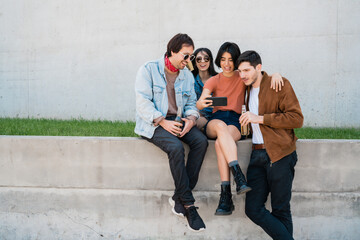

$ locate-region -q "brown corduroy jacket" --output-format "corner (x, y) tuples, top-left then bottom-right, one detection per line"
(246, 72), (304, 163)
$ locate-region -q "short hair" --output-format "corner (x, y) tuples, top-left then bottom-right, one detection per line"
(166, 33), (194, 57)
(236, 50), (262, 69)
(214, 42), (241, 68)
(191, 48), (218, 78)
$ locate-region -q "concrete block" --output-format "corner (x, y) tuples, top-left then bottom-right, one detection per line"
(0, 136), (359, 239)
(0, 187), (358, 240)
(0, 137), (359, 192)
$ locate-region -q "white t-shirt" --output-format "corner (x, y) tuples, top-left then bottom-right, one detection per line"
(249, 87), (264, 144)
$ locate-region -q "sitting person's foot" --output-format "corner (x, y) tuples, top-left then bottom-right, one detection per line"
(238, 184), (252, 194)
(185, 206), (206, 232)
(168, 197), (186, 217)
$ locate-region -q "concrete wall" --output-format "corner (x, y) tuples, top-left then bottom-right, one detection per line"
(0, 136), (359, 239)
(0, 0), (360, 127)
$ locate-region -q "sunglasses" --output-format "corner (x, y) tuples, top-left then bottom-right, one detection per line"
(180, 52), (195, 61)
(196, 56), (210, 63)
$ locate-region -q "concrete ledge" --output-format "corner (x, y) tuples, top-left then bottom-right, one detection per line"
(0, 136), (359, 192)
(0, 136), (359, 239)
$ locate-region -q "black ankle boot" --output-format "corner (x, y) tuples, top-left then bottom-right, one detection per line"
(231, 164), (252, 194)
(215, 184), (234, 215)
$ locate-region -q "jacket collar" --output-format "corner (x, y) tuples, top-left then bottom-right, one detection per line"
(259, 71), (269, 88)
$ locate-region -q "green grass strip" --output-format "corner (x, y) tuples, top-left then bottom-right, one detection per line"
(1, 118), (359, 139)
(0, 118), (137, 137)
(294, 127), (360, 139)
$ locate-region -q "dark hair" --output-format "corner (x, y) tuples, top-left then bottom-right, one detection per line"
(166, 33), (194, 57)
(191, 48), (218, 78)
(214, 42), (241, 68)
(236, 50), (262, 69)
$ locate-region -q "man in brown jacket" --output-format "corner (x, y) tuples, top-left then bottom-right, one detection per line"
(238, 50), (303, 240)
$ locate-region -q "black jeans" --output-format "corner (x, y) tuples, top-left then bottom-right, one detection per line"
(143, 124), (208, 206)
(245, 150), (297, 240)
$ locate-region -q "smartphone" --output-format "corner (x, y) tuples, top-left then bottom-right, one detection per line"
(205, 97), (227, 106)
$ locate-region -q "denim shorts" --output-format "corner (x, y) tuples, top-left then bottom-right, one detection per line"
(204, 110), (242, 137)
(200, 108), (213, 120)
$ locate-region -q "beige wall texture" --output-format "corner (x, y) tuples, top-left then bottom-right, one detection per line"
(0, 0), (359, 127)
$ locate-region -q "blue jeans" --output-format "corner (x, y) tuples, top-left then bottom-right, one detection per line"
(143, 121), (208, 206)
(245, 150), (297, 240)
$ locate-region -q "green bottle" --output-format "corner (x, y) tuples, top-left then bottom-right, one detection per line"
(175, 107), (183, 136)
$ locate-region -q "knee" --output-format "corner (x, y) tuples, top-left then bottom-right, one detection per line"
(192, 132), (208, 150)
(166, 141), (184, 157)
(272, 206), (291, 219)
(245, 203), (261, 223)
(213, 121), (228, 132)
(199, 134), (209, 149)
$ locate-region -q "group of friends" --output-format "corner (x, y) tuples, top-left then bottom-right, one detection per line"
(135, 33), (303, 240)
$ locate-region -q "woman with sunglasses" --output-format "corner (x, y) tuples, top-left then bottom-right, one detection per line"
(191, 48), (218, 130)
(196, 42), (283, 216)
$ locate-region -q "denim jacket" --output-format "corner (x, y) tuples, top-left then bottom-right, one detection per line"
(194, 74), (213, 119)
(135, 56), (199, 138)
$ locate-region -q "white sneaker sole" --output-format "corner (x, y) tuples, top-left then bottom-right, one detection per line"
(187, 225), (206, 232)
(168, 197), (185, 218)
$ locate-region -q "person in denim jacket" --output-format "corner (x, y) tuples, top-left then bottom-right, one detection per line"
(135, 33), (208, 232)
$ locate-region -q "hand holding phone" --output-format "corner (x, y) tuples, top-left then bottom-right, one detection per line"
(205, 97), (227, 106)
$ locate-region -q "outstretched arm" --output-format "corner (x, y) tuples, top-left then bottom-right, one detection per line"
(269, 72), (284, 92)
(263, 82), (303, 129)
(196, 88), (213, 110)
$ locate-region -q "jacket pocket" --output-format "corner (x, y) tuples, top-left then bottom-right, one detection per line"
(153, 85), (164, 104)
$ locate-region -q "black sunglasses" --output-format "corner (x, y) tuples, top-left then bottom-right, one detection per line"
(196, 56), (210, 63)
